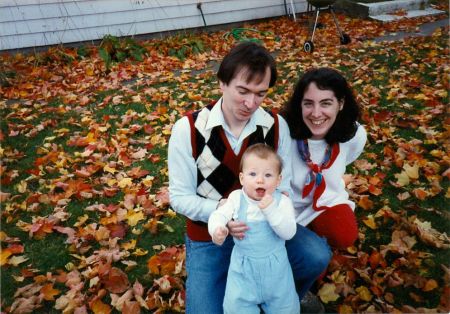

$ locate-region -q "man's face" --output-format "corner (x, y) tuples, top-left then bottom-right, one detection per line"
(220, 67), (271, 125)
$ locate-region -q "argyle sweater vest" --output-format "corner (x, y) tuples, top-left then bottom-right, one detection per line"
(185, 103), (279, 241)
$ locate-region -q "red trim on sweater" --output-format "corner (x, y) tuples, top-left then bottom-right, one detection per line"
(187, 114), (197, 159)
(271, 110), (279, 151)
(186, 219), (211, 241)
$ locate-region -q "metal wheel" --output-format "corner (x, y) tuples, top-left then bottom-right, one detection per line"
(340, 33), (351, 45)
(303, 41), (314, 53)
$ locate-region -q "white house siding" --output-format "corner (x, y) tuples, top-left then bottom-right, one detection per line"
(1, 0), (307, 51)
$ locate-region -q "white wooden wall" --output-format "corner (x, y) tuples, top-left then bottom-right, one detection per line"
(1, 0), (307, 51)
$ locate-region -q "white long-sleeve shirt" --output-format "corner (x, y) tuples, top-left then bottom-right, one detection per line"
(290, 124), (367, 226)
(168, 98), (293, 223)
(208, 189), (297, 240)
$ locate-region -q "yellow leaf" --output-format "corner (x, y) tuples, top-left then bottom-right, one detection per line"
(86, 66), (94, 76)
(99, 215), (118, 225)
(403, 163), (419, 179)
(338, 304), (353, 314)
(142, 175), (154, 187)
(126, 210), (145, 227)
(104, 164), (117, 174)
(132, 248), (148, 256)
(7, 255), (29, 266)
(16, 180), (27, 193)
(394, 171), (410, 186)
(363, 215), (377, 230)
(74, 214), (89, 227)
(86, 131), (96, 143)
(0, 231), (7, 241)
(118, 178), (133, 188)
(94, 226), (110, 241)
(318, 283), (340, 303)
(122, 239), (137, 250)
(414, 93), (429, 100)
(0, 248), (12, 266)
(356, 286), (372, 301)
(107, 178), (117, 186)
(330, 270), (346, 284)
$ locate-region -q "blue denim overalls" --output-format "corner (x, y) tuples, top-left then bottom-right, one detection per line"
(223, 191), (300, 314)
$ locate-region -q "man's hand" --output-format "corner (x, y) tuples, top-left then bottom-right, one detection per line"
(227, 220), (249, 240)
(212, 226), (228, 245)
(258, 194), (273, 210)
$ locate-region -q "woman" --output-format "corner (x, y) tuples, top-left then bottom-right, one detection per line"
(282, 67), (367, 249)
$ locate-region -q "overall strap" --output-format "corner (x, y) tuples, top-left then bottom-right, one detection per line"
(237, 191), (249, 223)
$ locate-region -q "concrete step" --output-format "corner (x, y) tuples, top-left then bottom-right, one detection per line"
(365, 0), (428, 16)
(335, 0), (446, 20)
(370, 7), (445, 22)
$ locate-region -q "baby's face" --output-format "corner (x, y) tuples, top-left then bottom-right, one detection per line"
(239, 154), (281, 201)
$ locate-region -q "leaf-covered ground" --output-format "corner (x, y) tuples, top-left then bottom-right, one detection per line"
(1, 3), (449, 313)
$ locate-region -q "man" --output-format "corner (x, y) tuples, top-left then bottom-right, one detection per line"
(168, 41), (330, 313)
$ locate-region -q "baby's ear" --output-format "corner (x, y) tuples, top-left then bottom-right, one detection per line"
(239, 172), (244, 185)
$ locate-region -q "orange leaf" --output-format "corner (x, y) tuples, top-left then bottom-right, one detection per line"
(423, 279), (438, 291)
(40, 283), (60, 301)
(91, 299), (112, 314)
(413, 188), (428, 200)
(147, 255), (160, 275)
(368, 184), (382, 196)
(358, 195), (374, 210)
(369, 250), (381, 269)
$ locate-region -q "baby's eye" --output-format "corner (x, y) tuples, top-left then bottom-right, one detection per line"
(249, 172), (256, 176)
(265, 173), (273, 178)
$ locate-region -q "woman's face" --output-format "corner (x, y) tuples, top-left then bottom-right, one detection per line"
(301, 82), (343, 140)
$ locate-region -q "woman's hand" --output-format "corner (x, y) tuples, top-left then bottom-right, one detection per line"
(227, 220), (249, 240)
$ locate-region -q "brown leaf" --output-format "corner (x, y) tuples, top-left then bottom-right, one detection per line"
(102, 267), (130, 294)
(122, 301), (141, 314)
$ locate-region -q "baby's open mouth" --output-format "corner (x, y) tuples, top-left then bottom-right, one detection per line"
(256, 188), (266, 197)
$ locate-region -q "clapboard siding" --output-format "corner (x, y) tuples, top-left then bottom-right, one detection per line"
(1, 0), (308, 51)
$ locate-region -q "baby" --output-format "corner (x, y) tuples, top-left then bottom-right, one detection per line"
(208, 143), (299, 314)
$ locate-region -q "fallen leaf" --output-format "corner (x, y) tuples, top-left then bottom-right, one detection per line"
(318, 283), (339, 303)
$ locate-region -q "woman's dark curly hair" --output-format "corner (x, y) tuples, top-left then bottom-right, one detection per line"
(281, 67), (360, 144)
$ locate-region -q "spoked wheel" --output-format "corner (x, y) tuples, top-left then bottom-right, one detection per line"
(340, 33), (351, 45)
(303, 41), (314, 53)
